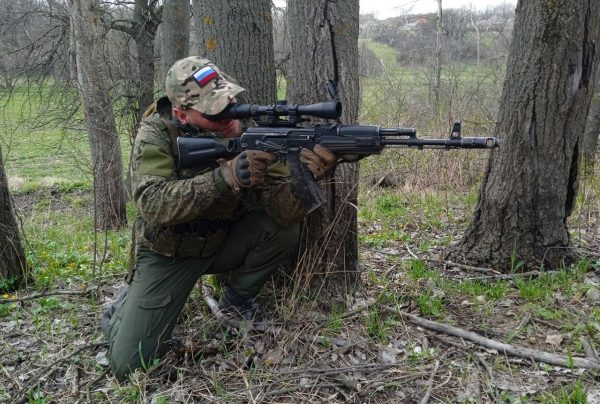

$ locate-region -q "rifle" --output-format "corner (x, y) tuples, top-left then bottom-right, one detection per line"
(177, 92), (499, 212)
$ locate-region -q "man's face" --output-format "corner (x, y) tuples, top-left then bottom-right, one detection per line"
(174, 106), (242, 138)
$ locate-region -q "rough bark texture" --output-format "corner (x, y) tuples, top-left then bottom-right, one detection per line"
(582, 77), (600, 165)
(132, 0), (161, 123)
(70, 0), (127, 230)
(286, 0), (360, 291)
(160, 0), (189, 90)
(0, 146), (26, 284)
(192, 0), (276, 104)
(448, 0), (600, 270)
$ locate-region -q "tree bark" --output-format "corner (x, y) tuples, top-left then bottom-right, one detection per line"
(286, 0), (360, 292)
(0, 146), (26, 285)
(132, 0), (161, 124)
(192, 0), (276, 104)
(448, 0), (600, 270)
(160, 0), (189, 90)
(70, 0), (127, 230)
(582, 77), (600, 166)
(433, 0), (443, 115)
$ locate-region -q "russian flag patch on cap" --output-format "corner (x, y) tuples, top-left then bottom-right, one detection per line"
(193, 66), (219, 87)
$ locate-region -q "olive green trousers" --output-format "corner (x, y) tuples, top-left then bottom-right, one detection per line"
(107, 210), (298, 381)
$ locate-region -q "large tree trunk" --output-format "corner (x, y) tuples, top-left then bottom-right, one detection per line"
(286, 0), (360, 292)
(448, 0), (600, 270)
(160, 0), (189, 89)
(192, 0), (276, 104)
(0, 146), (26, 285)
(70, 0), (127, 230)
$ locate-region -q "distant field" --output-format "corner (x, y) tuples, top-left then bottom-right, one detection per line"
(1, 87), (131, 192)
(359, 40), (504, 134)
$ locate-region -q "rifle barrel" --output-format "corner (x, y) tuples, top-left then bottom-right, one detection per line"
(382, 136), (498, 149)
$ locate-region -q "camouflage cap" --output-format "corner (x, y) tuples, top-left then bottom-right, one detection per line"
(165, 56), (245, 115)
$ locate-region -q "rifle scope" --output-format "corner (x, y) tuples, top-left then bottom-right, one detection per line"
(204, 100), (342, 121)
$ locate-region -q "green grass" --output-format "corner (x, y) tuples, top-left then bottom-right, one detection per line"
(2, 86), (132, 191)
(19, 190), (132, 290)
(365, 305), (394, 343)
(537, 380), (588, 403)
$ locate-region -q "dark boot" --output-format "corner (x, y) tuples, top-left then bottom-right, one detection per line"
(217, 287), (263, 321)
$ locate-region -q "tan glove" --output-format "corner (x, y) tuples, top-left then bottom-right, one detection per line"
(217, 150), (277, 191)
(299, 144), (337, 179)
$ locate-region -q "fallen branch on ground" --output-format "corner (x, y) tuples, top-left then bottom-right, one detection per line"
(0, 289), (94, 304)
(382, 305), (600, 370)
(201, 285), (223, 320)
(431, 259), (502, 275)
(464, 270), (560, 281)
(419, 360), (440, 404)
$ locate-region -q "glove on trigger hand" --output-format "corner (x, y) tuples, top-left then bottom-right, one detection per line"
(217, 150), (277, 191)
(299, 144), (337, 180)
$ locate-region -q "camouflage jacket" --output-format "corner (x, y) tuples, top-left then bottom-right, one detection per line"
(131, 113), (306, 258)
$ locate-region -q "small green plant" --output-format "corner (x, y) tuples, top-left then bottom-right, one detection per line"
(509, 249), (525, 273)
(358, 229), (409, 248)
(538, 380), (587, 403)
(138, 342), (161, 373)
(590, 307), (600, 322)
(485, 281), (508, 300)
(499, 391), (524, 403)
(115, 384), (141, 402)
(0, 304), (12, 318)
(536, 307), (566, 321)
(374, 193), (407, 217)
(515, 278), (550, 302)
(407, 345), (435, 364)
(365, 306), (392, 343)
(153, 396), (169, 404)
(0, 277), (22, 293)
(418, 239), (432, 253)
(408, 259), (436, 280)
(210, 374), (227, 398)
(377, 289), (404, 307)
(26, 386), (49, 404)
(325, 306), (345, 335)
(417, 293), (444, 318)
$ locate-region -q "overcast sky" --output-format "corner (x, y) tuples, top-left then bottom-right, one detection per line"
(360, 0), (518, 19)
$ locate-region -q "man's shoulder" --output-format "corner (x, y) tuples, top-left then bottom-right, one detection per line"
(136, 115), (174, 150)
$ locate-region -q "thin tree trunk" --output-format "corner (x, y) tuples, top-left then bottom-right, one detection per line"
(448, 0), (600, 270)
(433, 0), (443, 115)
(70, 0), (127, 230)
(287, 0), (360, 293)
(132, 0), (161, 124)
(0, 146), (26, 285)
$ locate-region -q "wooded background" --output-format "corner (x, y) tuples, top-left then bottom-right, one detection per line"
(2, 0), (599, 281)
(1, 1), (600, 401)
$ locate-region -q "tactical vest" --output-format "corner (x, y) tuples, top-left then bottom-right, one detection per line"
(129, 112), (240, 276)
